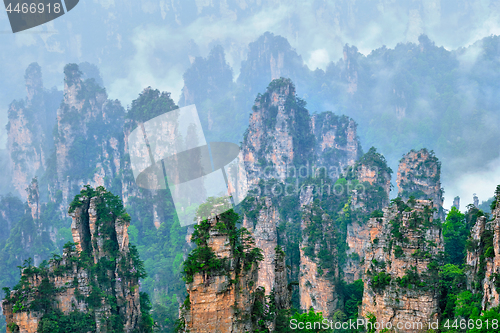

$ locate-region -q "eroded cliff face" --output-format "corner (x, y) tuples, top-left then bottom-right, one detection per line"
(179, 208), (263, 333)
(360, 199), (443, 332)
(248, 198), (280, 295)
(351, 147), (392, 212)
(54, 64), (125, 216)
(238, 32), (307, 97)
(344, 221), (372, 284)
(342, 45), (359, 95)
(397, 149), (443, 216)
(466, 201), (500, 310)
(241, 78), (308, 186)
(240, 79), (362, 302)
(298, 187), (338, 318)
(343, 147), (393, 283)
(311, 112), (361, 175)
(7, 63), (60, 200)
(2, 187), (145, 333)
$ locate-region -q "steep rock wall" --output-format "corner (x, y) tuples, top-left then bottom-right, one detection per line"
(54, 64), (125, 216)
(397, 149), (443, 217)
(466, 201), (500, 310)
(7, 63), (60, 200)
(179, 210), (262, 333)
(360, 199), (443, 332)
(2, 187), (145, 333)
(299, 187), (338, 318)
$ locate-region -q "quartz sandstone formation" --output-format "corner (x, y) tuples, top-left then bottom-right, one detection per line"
(351, 147), (392, 212)
(238, 32), (307, 97)
(54, 65), (125, 214)
(397, 149), (444, 217)
(344, 147), (392, 283)
(240, 78), (361, 298)
(241, 78), (361, 189)
(7, 63), (59, 200)
(252, 198), (280, 295)
(342, 45), (359, 95)
(360, 199), (443, 332)
(311, 112), (361, 174)
(466, 200), (500, 310)
(2, 187), (144, 333)
(179, 212), (261, 333)
(299, 187), (338, 318)
(344, 222), (372, 283)
(240, 78), (304, 186)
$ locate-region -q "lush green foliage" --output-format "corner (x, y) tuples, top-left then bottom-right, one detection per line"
(490, 185), (500, 211)
(288, 308), (332, 333)
(182, 206), (263, 284)
(443, 207), (468, 265)
(2, 188), (154, 333)
(126, 87), (178, 123)
(438, 264), (468, 319)
(337, 279), (364, 320)
(370, 271), (391, 292)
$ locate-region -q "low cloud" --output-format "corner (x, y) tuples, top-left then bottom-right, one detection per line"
(443, 156), (500, 211)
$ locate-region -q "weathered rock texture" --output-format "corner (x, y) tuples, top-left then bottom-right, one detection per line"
(2, 187), (145, 333)
(7, 63), (60, 200)
(466, 200), (500, 310)
(344, 221), (372, 284)
(343, 147), (393, 283)
(311, 112), (361, 175)
(351, 147), (392, 212)
(241, 78), (361, 188)
(179, 212), (262, 333)
(299, 187), (338, 318)
(252, 198), (280, 295)
(342, 45), (359, 95)
(238, 32), (308, 98)
(360, 199), (444, 332)
(240, 78), (361, 300)
(241, 78), (308, 187)
(397, 149), (444, 217)
(54, 65), (125, 215)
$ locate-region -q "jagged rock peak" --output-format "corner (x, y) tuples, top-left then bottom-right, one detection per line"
(466, 185), (500, 310)
(397, 148), (444, 216)
(24, 63), (43, 102)
(179, 200), (264, 333)
(69, 185), (131, 256)
(349, 147), (392, 211)
(342, 44), (359, 94)
(311, 111), (361, 171)
(238, 32), (305, 92)
(2, 186), (151, 333)
(7, 63), (53, 200)
(241, 78), (314, 185)
(360, 198), (444, 332)
(180, 45), (233, 108)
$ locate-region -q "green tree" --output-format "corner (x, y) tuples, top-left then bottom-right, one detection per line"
(289, 308), (332, 332)
(467, 308), (500, 333)
(438, 264), (467, 319)
(443, 207), (468, 265)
